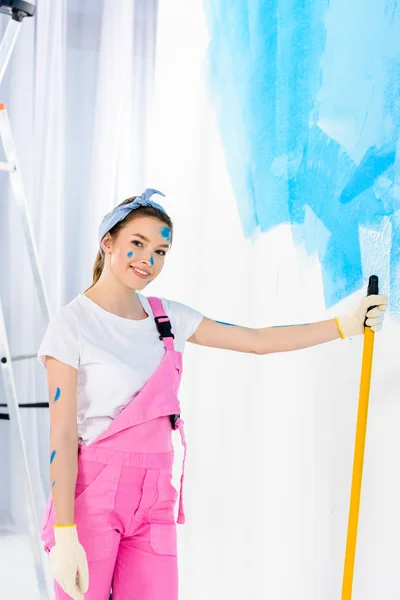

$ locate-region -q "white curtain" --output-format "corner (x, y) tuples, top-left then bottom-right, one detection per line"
(148, 1), (400, 599)
(0, 0), (159, 539)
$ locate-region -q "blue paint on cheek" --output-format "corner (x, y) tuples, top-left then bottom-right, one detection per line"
(50, 450), (56, 464)
(160, 226), (171, 241)
(54, 387), (61, 402)
(150, 255), (155, 266)
(205, 0), (400, 317)
(216, 320), (236, 326)
(127, 251), (134, 258)
(52, 481), (56, 488)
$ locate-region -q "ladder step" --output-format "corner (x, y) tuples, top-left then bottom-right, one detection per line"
(0, 402), (50, 420)
(1, 353), (38, 361)
(0, 402), (49, 408)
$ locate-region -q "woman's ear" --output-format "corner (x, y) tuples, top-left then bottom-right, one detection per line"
(101, 234), (113, 254)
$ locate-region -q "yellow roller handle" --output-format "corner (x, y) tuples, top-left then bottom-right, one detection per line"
(341, 324), (376, 599)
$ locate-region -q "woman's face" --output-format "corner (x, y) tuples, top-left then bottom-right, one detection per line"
(103, 216), (172, 290)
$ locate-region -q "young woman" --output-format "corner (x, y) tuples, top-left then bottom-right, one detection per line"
(38, 188), (388, 600)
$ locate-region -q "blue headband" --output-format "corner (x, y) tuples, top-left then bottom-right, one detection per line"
(98, 188), (166, 245)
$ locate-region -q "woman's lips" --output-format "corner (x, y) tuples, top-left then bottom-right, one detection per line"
(130, 266), (150, 279)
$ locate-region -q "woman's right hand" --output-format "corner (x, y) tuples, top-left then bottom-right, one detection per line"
(49, 525), (89, 599)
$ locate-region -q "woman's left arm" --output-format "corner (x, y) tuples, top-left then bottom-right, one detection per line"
(188, 294), (389, 355)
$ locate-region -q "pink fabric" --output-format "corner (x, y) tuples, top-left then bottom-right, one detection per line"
(41, 297), (186, 599)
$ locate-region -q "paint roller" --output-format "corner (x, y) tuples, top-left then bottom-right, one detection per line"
(341, 275), (379, 599)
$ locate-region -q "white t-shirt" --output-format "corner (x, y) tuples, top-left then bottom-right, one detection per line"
(37, 294), (204, 445)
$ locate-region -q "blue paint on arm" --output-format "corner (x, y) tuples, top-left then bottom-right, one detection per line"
(216, 320), (236, 326)
(52, 481), (56, 487)
(50, 450), (56, 464)
(271, 324), (309, 328)
(54, 387), (61, 402)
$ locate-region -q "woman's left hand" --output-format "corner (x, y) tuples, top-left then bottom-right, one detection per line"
(336, 294), (389, 339)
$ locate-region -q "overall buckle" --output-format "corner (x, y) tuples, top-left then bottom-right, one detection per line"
(170, 414), (180, 429)
(154, 315), (175, 340)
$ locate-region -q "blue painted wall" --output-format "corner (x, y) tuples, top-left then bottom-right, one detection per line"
(205, 0), (400, 314)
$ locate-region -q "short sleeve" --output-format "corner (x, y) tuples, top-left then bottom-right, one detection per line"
(161, 298), (204, 341)
(37, 310), (80, 370)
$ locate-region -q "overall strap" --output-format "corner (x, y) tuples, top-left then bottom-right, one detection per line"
(147, 297), (180, 432)
(147, 296), (175, 351)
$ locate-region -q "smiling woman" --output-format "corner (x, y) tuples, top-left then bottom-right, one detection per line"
(37, 187), (388, 600)
(86, 190), (174, 297)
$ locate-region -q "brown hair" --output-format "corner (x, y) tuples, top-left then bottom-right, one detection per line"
(85, 197), (173, 292)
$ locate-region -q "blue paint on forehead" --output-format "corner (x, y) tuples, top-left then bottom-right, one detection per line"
(160, 226), (171, 241)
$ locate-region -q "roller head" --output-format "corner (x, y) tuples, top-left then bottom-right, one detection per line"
(365, 275), (379, 328)
(367, 275), (379, 297)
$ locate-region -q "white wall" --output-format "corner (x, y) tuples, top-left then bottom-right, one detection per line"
(147, 2), (400, 598)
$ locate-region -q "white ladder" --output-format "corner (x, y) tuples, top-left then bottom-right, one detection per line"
(0, 2), (52, 599)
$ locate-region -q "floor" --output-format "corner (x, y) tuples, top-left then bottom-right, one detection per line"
(0, 534), (116, 599)
(0, 533), (53, 599)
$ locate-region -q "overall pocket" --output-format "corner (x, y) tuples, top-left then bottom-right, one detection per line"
(74, 459), (107, 501)
(148, 469), (178, 523)
(41, 460), (107, 531)
(150, 523), (177, 556)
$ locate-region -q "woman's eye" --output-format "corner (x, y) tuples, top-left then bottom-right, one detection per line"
(131, 241), (165, 256)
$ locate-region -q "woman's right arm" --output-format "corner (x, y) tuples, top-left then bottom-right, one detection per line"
(45, 356), (79, 526)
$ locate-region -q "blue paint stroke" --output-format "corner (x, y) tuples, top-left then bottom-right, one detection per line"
(205, 0), (400, 316)
(272, 324), (309, 328)
(52, 481), (56, 487)
(150, 255), (155, 266)
(216, 320), (236, 326)
(160, 226), (171, 241)
(50, 450), (56, 464)
(340, 142), (396, 204)
(54, 387), (61, 402)
(127, 251), (134, 258)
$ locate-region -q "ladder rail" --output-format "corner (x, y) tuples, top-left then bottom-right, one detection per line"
(0, 105), (52, 323)
(0, 300), (51, 599)
(0, 17), (20, 86)
(0, 4), (52, 598)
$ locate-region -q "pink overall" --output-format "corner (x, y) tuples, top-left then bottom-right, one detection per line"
(41, 297), (187, 600)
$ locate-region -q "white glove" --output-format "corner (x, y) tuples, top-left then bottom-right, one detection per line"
(49, 525), (89, 599)
(336, 294), (389, 339)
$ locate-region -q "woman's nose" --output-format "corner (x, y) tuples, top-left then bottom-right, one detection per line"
(142, 253), (155, 266)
